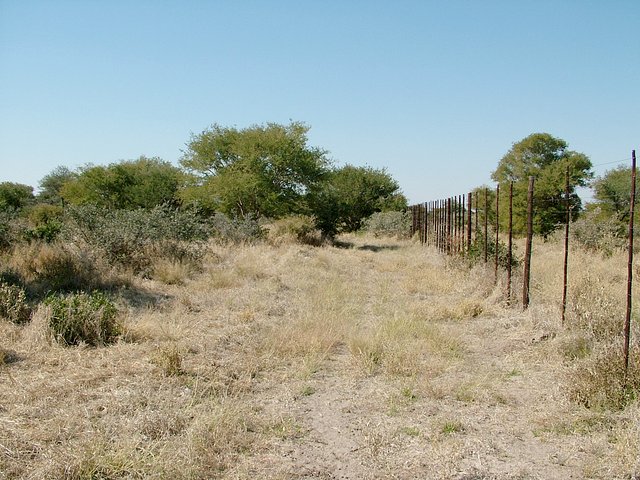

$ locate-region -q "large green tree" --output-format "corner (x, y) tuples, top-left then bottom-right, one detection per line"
(37, 166), (77, 205)
(591, 166), (635, 222)
(309, 165), (406, 235)
(61, 156), (182, 209)
(179, 121), (330, 218)
(0, 182), (34, 212)
(491, 133), (592, 237)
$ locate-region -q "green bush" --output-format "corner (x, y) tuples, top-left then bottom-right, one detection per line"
(362, 211), (410, 238)
(570, 207), (625, 256)
(24, 220), (63, 243)
(0, 281), (31, 324)
(64, 205), (211, 273)
(45, 291), (120, 346)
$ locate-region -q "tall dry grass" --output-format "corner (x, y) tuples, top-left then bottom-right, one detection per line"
(1, 232), (639, 478)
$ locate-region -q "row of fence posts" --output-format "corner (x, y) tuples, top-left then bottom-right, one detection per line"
(409, 179), (535, 309)
(410, 150), (637, 374)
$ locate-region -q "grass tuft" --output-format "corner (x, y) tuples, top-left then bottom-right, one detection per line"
(44, 291), (121, 346)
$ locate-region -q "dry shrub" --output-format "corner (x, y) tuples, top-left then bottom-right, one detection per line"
(569, 342), (640, 410)
(265, 215), (324, 246)
(8, 242), (111, 295)
(0, 281), (31, 323)
(44, 291), (121, 346)
(566, 271), (625, 339)
(151, 343), (184, 376)
(150, 258), (194, 285)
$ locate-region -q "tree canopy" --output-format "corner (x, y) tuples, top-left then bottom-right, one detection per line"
(310, 165), (406, 235)
(0, 182), (34, 212)
(38, 166), (77, 205)
(61, 156), (182, 209)
(491, 133), (592, 237)
(591, 166), (634, 222)
(179, 121), (330, 218)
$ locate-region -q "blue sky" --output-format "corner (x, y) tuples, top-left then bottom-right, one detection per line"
(1, 0), (638, 203)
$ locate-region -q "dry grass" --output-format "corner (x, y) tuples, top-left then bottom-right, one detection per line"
(1, 233), (639, 478)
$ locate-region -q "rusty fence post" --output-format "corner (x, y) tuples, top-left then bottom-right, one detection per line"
(561, 166), (571, 325)
(467, 192), (472, 252)
(624, 150), (637, 372)
(495, 184), (500, 283)
(459, 194), (464, 253)
(413, 204), (418, 241)
(474, 191), (479, 242)
(507, 182), (513, 304)
(453, 196), (458, 254)
(523, 176), (535, 310)
(447, 198), (452, 255)
(484, 188), (488, 263)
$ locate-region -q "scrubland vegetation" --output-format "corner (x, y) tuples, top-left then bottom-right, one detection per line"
(1, 126), (639, 477)
(1, 211), (639, 478)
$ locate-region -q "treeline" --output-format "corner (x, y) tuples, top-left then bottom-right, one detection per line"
(0, 121), (407, 248)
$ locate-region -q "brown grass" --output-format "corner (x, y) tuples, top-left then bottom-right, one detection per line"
(1, 234), (639, 478)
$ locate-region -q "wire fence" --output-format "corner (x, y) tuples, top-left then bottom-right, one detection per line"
(409, 150), (637, 372)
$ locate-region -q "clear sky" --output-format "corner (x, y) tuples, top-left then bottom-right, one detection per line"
(1, 0), (638, 204)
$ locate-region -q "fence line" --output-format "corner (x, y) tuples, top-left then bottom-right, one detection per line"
(409, 150), (637, 373)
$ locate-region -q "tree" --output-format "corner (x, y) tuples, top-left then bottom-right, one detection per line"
(61, 156), (182, 209)
(591, 166), (634, 221)
(491, 133), (592, 237)
(38, 166), (77, 205)
(0, 182), (34, 212)
(179, 122), (330, 218)
(310, 165), (406, 235)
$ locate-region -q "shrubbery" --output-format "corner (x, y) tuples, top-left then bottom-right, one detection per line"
(0, 281), (31, 324)
(569, 343), (640, 410)
(570, 207), (625, 255)
(209, 213), (263, 244)
(8, 242), (107, 296)
(466, 235), (519, 269)
(45, 291), (121, 346)
(64, 205), (211, 274)
(265, 215), (323, 246)
(362, 211), (410, 238)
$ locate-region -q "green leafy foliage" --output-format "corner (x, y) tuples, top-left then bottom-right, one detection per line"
(491, 133), (592, 237)
(570, 207), (626, 255)
(362, 211), (410, 238)
(61, 156), (182, 209)
(180, 121), (330, 218)
(310, 165), (407, 235)
(37, 166), (77, 205)
(0, 182), (34, 212)
(45, 291), (120, 346)
(592, 166), (634, 221)
(24, 204), (64, 243)
(64, 205), (210, 274)
(0, 281), (31, 324)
